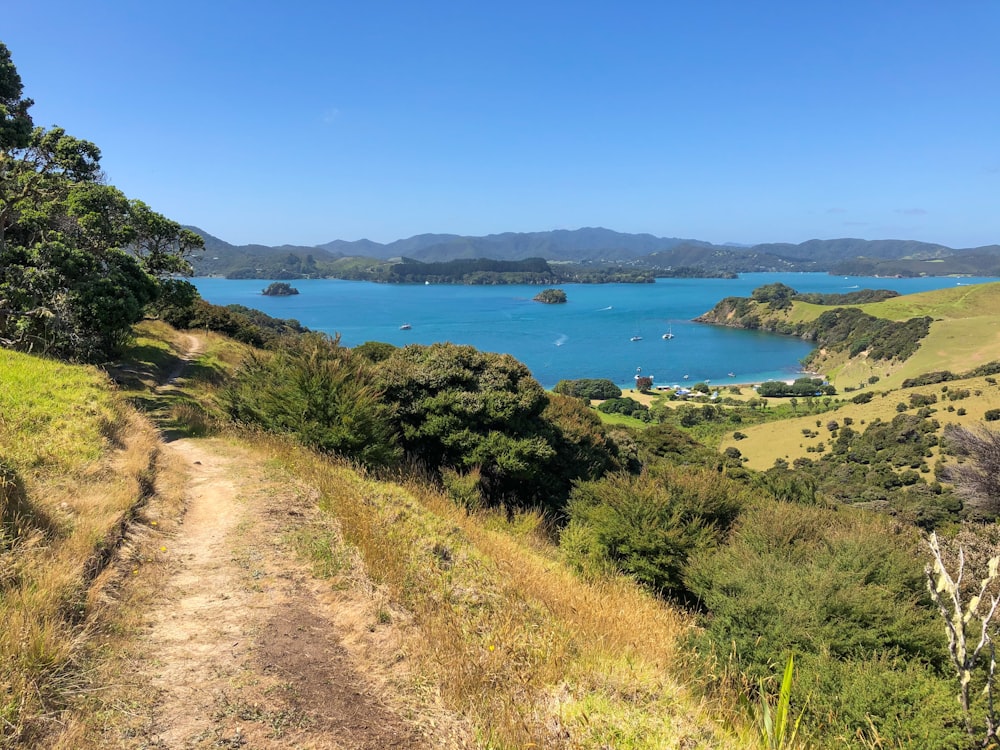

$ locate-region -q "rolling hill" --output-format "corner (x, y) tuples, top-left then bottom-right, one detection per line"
(186, 225), (1000, 279)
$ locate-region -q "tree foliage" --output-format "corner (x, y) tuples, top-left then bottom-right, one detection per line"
(374, 343), (618, 510)
(553, 378), (622, 400)
(562, 468), (746, 599)
(0, 42), (201, 362)
(685, 499), (962, 745)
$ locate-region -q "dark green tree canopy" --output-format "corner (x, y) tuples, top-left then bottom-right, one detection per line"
(374, 343), (618, 509)
(0, 43), (32, 151)
(0, 42), (201, 362)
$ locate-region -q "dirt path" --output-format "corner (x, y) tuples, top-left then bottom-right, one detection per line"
(123, 440), (409, 748)
(113, 336), (472, 749)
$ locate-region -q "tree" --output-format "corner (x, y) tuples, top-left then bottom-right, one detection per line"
(124, 199), (202, 276)
(0, 42), (33, 152)
(375, 343), (617, 510)
(0, 42), (197, 361)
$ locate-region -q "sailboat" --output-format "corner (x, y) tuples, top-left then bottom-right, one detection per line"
(661, 326), (674, 340)
(630, 319), (642, 341)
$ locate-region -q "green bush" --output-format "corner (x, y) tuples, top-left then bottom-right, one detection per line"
(851, 391), (874, 404)
(561, 469), (746, 598)
(686, 500), (942, 666)
(375, 343), (618, 510)
(222, 333), (401, 467)
(553, 378), (622, 400)
(596, 396), (650, 420)
(685, 499), (953, 743)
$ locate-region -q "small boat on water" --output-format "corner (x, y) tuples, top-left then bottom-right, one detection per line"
(399, 323), (412, 330)
(662, 325), (674, 340)
(630, 336), (643, 342)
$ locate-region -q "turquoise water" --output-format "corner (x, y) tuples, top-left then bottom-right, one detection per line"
(192, 273), (999, 389)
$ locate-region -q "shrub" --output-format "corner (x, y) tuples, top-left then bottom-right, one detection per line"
(851, 391), (874, 404)
(441, 466), (483, 512)
(562, 469), (746, 599)
(910, 393), (938, 408)
(375, 343), (619, 510)
(553, 378), (622, 400)
(986, 410), (1000, 422)
(597, 397), (649, 420)
(222, 333), (401, 467)
(686, 499), (959, 744)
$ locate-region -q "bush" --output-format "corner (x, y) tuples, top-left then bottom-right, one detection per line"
(376, 343), (618, 511)
(685, 499), (958, 744)
(909, 392), (938, 408)
(562, 469), (746, 598)
(986, 410), (1000, 422)
(222, 333), (401, 467)
(596, 397), (649, 419)
(553, 378), (622, 400)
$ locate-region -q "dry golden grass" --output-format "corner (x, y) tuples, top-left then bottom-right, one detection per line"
(0, 350), (160, 749)
(259, 438), (738, 749)
(720, 374), (1000, 471)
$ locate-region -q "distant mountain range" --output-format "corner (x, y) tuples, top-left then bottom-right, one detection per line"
(187, 226), (1000, 279)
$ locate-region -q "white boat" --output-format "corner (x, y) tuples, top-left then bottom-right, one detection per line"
(630, 336), (643, 342)
(399, 323), (412, 330)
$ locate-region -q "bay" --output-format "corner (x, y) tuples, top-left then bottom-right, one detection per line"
(192, 273), (998, 389)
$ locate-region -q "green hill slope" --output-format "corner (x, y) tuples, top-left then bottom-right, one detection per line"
(1, 349), (158, 747)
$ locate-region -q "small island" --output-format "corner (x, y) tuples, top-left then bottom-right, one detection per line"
(262, 282), (300, 296)
(533, 288), (567, 304)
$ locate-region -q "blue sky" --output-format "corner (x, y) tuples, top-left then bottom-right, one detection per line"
(5, 2), (1000, 247)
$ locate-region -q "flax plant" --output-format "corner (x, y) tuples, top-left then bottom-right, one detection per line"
(925, 531), (1000, 745)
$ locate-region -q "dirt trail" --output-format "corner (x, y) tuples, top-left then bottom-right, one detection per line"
(116, 337), (471, 749)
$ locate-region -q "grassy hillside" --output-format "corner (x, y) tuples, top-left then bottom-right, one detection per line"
(702, 281), (1000, 476)
(699, 281), (1000, 390)
(0, 350), (158, 747)
(3, 325), (751, 749)
(721, 373), (1000, 472)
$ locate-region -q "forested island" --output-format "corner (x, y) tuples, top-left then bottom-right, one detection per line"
(533, 288), (567, 303)
(262, 282), (299, 296)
